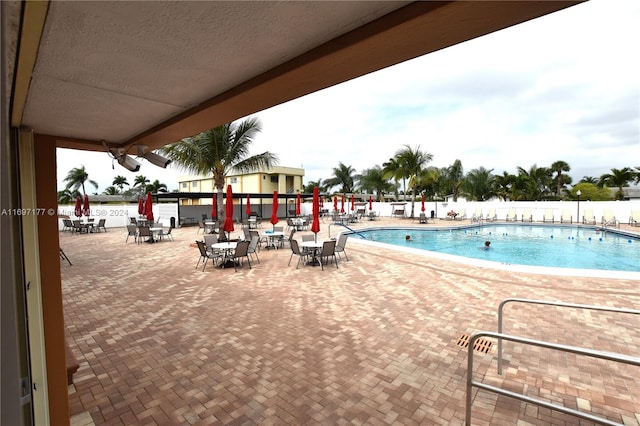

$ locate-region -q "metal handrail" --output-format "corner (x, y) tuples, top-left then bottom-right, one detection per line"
(466, 331), (640, 426)
(497, 298), (640, 374)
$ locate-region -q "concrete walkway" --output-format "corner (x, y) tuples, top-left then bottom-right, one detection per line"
(62, 217), (640, 425)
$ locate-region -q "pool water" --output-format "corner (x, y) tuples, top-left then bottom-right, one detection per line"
(355, 225), (640, 273)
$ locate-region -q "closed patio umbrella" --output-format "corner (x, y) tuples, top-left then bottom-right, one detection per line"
(245, 194), (252, 216)
(83, 194), (91, 217)
(270, 191), (279, 230)
(340, 194), (345, 213)
(295, 193), (301, 216)
(333, 196), (337, 211)
(138, 197), (145, 215)
(350, 194), (355, 211)
(311, 187), (320, 242)
(222, 185), (234, 240)
(74, 196), (82, 218)
(421, 194), (425, 212)
(145, 192), (154, 222)
(369, 195), (373, 211)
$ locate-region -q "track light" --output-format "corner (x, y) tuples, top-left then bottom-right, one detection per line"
(117, 155), (141, 172)
(142, 151), (172, 168)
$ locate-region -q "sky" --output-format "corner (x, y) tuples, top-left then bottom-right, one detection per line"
(56, 0), (639, 194)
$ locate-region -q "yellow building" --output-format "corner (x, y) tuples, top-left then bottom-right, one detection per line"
(178, 166), (305, 203)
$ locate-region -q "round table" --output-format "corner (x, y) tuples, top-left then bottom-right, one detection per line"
(300, 240), (323, 266)
(211, 241), (238, 268)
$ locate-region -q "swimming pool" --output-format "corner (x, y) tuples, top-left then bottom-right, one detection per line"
(351, 224), (640, 274)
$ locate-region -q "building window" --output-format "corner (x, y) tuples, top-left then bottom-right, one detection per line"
(181, 182), (187, 188)
(230, 177), (238, 183)
(192, 182), (198, 187)
(270, 176), (278, 183)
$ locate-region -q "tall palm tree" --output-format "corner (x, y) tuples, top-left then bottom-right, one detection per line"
(599, 167), (634, 200)
(303, 179), (325, 194)
(381, 157), (403, 201)
(57, 188), (80, 205)
(145, 180), (168, 193)
(160, 117), (277, 219)
(445, 159), (464, 202)
(324, 162), (357, 194)
(63, 165), (98, 196)
(394, 145), (433, 218)
(112, 175), (130, 193)
(549, 160), (571, 199)
(461, 167), (495, 201)
(492, 171), (515, 201)
(516, 164), (552, 200)
(133, 175), (150, 188)
(103, 186), (119, 195)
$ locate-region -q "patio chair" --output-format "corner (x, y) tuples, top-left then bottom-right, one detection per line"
(629, 210), (640, 227)
(471, 209), (483, 222)
(125, 225), (137, 243)
(485, 208), (497, 222)
(197, 221), (205, 234)
(137, 226), (151, 244)
(301, 235), (315, 242)
(130, 217), (137, 225)
(334, 233), (349, 261)
(59, 248), (72, 266)
(203, 233), (218, 247)
(418, 212), (428, 224)
(542, 209), (554, 223)
(195, 240), (222, 271)
(319, 240), (338, 270)
(521, 209), (532, 222)
(247, 235), (260, 263)
(288, 239), (308, 269)
(228, 240), (251, 271)
(455, 209), (467, 221)
(95, 218), (107, 232)
(560, 209), (572, 224)
(505, 209), (517, 221)
(62, 218), (73, 232)
(159, 227), (174, 241)
(71, 220), (86, 234)
(582, 209), (596, 225)
(601, 209), (615, 225)
(249, 230), (266, 250)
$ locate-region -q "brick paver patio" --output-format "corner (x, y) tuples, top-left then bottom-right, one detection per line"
(61, 217), (640, 425)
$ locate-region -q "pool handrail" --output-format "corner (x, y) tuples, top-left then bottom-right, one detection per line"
(497, 298), (640, 374)
(466, 331), (640, 426)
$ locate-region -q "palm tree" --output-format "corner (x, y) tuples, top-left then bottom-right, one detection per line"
(549, 160), (571, 199)
(112, 175), (130, 193)
(381, 157), (403, 201)
(303, 179), (325, 194)
(461, 167), (496, 201)
(445, 159), (464, 202)
(145, 180), (168, 193)
(133, 175), (150, 188)
(160, 117), (277, 219)
(63, 165), (98, 196)
(394, 145), (433, 218)
(579, 176), (599, 185)
(103, 186), (119, 195)
(359, 166), (395, 201)
(324, 162), (357, 194)
(599, 167), (634, 200)
(57, 188), (80, 205)
(516, 164), (552, 200)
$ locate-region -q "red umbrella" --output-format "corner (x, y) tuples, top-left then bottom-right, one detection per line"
(145, 192), (154, 222)
(74, 196), (82, 218)
(245, 194), (252, 216)
(211, 193), (217, 219)
(137, 197), (145, 215)
(83, 194), (90, 217)
(295, 193), (301, 216)
(270, 191), (279, 229)
(333, 196), (337, 211)
(369, 195), (373, 211)
(222, 185), (234, 238)
(421, 194), (425, 212)
(340, 194), (345, 213)
(311, 187), (320, 242)
(350, 194), (355, 211)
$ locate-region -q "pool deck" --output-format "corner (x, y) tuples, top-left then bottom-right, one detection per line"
(62, 216), (640, 425)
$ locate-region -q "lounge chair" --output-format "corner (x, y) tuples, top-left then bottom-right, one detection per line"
(505, 209), (517, 222)
(455, 209), (467, 221)
(630, 210), (640, 227)
(582, 209), (596, 225)
(521, 209), (532, 222)
(601, 209), (615, 225)
(560, 209), (572, 224)
(484, 208), (497, 222)
(471, 209), (483, 222)
(542, 209), (554, 223)
(418, 212), (428, 224)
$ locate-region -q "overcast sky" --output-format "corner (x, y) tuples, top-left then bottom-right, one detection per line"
(57, 0), (639, 194)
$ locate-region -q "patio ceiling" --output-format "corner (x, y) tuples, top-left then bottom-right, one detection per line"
(9, 1), (581, 156)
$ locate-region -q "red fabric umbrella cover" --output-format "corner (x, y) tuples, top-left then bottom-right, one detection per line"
(369, 195), (373, 211)
(138, 197), (145, 215)
(223, 185), (235, 235)
(245, 194), (252, 216)
(340, 194), (345, 213)
(333, 196), (337, 211)
(350, 194), (355, 211)
(421, 194), (425, 212)
(295, 193), (301, 216)
(211, 193), (217, 219)
(311, 187), (320, 241)
(83, 194), (90, 217)
(74, 196), (82, 218)
(145, 192), (154, 222)
(270, 191), (279, 227)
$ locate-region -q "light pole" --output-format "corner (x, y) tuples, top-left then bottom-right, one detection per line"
(576, 189), (581, 224)
(434, 192), (438, 219)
